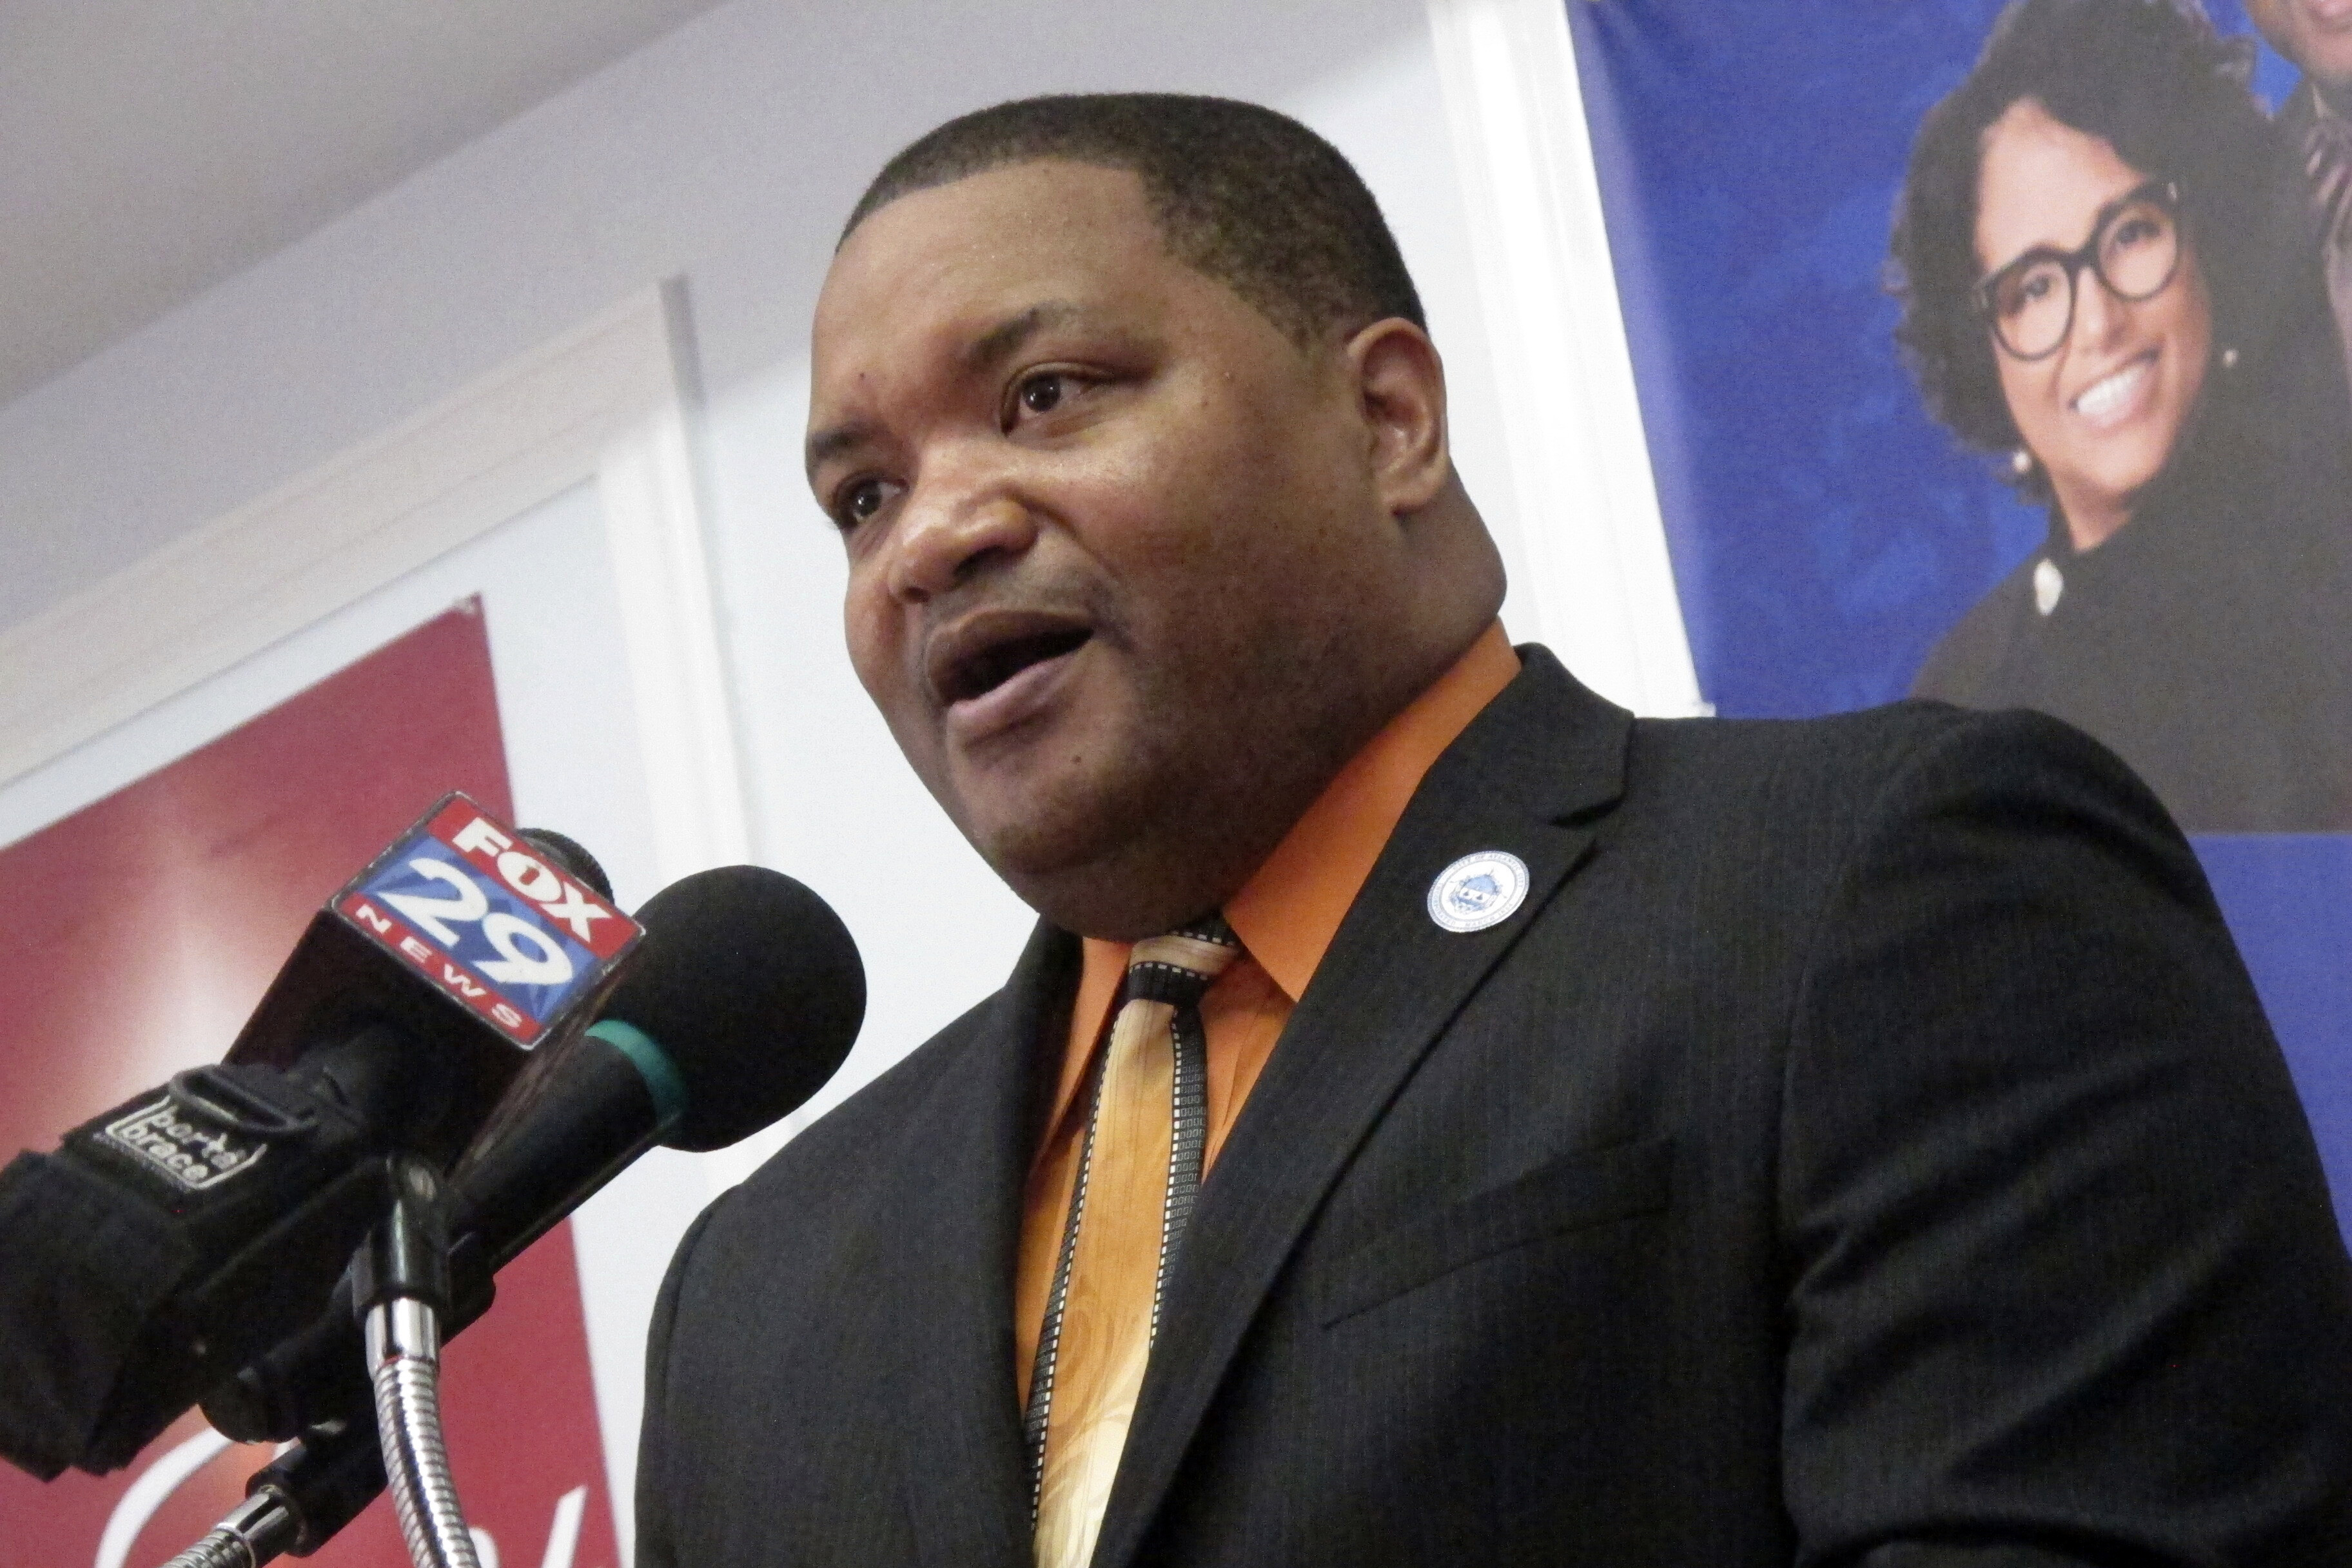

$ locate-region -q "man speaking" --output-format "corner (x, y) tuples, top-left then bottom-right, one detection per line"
(636, 95), (2352, 1565)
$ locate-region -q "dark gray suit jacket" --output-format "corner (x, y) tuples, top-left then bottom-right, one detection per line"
(638, 648), (2352, 1566)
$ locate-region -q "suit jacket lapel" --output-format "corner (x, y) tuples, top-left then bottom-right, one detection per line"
(1090, 649), (1633, 1568)
(885, 920), (1078, 1568)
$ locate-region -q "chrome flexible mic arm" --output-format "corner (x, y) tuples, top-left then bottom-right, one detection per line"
(155, 1491), (298, 1568)
(355, 1157), (478, 1568)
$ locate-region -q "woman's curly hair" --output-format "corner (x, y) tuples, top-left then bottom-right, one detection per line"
(1887, 0), (2291, 500)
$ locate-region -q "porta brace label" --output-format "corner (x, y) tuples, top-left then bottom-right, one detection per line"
(100, 1097), (270, 1193)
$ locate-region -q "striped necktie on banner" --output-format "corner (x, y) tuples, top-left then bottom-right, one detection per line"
(1024, 916), (1242, 1568)
(2306, 112), (2352, 373)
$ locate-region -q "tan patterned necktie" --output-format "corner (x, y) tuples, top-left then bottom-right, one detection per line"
(1024, 917), (1241, 1568)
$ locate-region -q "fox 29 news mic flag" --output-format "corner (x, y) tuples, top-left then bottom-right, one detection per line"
(228, 795), (641, 1106)
(0, 794), (638, 1481)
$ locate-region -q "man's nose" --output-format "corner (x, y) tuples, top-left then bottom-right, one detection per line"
(885, 473), (1039, 603)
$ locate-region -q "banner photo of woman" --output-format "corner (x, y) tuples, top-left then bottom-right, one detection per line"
(1565, 0), (2352, 1215)
(1889, 0), (2351, 832)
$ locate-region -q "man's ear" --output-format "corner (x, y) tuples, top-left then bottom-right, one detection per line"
(1347, 317), (1451, 516)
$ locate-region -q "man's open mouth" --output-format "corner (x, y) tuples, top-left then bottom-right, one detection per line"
(929, 613), (1095, 707)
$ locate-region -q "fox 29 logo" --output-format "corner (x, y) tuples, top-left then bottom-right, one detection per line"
(337, 798), (640, 1046)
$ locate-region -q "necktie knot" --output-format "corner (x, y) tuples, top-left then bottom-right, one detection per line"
(1122, 915), (1241, 1010)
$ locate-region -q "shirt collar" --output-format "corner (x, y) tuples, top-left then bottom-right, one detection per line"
(1061, 622), (1518, 1095)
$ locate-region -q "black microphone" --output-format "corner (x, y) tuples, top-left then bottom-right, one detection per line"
(0, 797), (636, 1480)
(205, 863), (865, 1455)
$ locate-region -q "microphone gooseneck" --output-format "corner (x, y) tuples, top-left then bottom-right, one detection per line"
(154, 1493), (300, 1568)
(358, 1159), (476, 1568)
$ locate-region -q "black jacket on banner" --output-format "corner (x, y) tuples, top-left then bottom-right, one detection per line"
(1914, 480), (2352, 832)
(637, 647), (2352, 1567)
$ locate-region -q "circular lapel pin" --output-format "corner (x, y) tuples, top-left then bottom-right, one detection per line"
(1426, 850), (1530, 934)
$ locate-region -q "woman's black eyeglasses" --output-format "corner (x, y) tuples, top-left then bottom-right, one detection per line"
(1974, 179), (2184, 362)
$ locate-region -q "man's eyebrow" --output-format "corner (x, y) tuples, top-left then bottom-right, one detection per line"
(804, 419), (876, 484)
(963, 300), (1079, 373)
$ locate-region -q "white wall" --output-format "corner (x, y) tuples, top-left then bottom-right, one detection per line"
(0, 0), (1540, 1119)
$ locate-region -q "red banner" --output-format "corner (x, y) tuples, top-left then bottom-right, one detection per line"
(0, 602), (621, 1568)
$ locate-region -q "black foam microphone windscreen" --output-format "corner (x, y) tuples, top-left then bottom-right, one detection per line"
(609, 863), (867, 1151)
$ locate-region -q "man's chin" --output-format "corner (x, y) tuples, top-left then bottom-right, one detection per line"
(937, 734), (1236, 934)
(951, 771), (1125, 876)
(959, 807), (1193, 938)
(942, 729), (1149, 871)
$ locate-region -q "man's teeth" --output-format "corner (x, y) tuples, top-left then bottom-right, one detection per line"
(2073, 359), (2149, 422)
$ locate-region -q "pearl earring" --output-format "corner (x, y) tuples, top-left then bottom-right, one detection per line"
(2011, 448), (2034, 477)
(2221, 346), (2239, 370)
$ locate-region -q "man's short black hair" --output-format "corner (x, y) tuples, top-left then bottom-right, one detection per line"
(843, 92), (1426, 348)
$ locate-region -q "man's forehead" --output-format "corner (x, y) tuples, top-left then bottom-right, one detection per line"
(818, 282), (1118, 371)
(842, 157), (1154, 250)
(818, 170), (1158, 346)
(824, 161), (1161, 307)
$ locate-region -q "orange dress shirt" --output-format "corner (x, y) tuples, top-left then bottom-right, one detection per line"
(1013, 623), (1522, 1404)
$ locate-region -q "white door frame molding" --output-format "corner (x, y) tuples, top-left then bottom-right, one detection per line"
(0, 284), (750, 881)
(1425, 0), (1710, 717)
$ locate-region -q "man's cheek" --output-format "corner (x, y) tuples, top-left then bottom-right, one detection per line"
(841, 594), (902, 705)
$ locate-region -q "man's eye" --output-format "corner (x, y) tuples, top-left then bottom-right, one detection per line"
(1019, 373), (1068, 416)
(835, 478), (896, 529)
(1009, 369), (1102, 427)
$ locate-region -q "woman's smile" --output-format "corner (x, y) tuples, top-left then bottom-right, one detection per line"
(2070, 348), (2158, 428)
